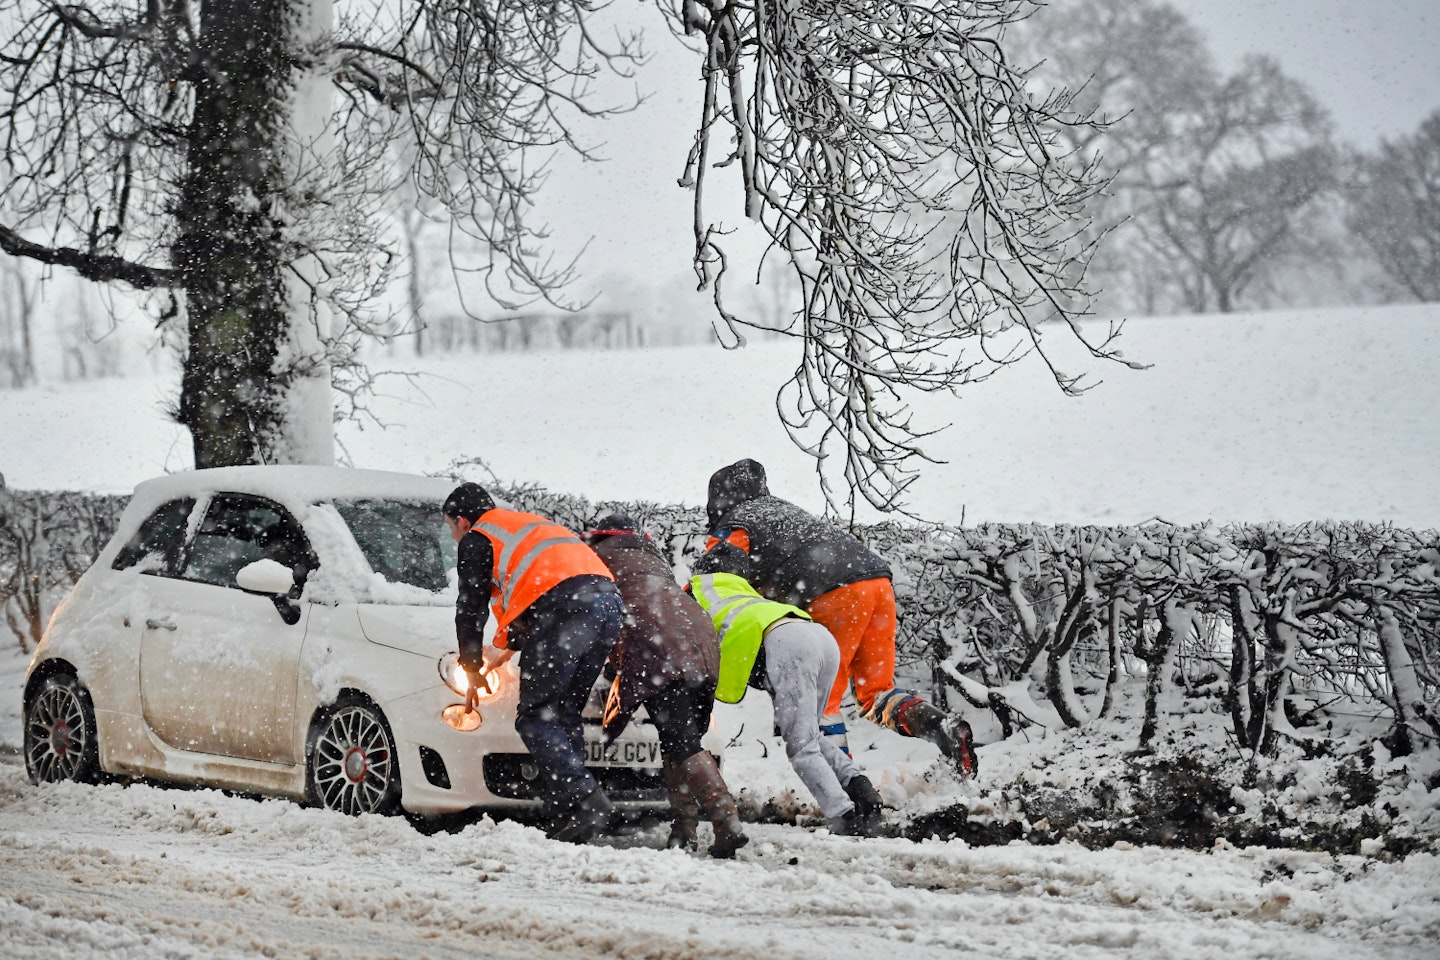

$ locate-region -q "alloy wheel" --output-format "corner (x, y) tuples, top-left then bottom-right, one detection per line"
(309, 702), (400, 815)
(24, 674), (99, 784)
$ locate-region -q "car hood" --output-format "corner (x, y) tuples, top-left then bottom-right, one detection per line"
(355, 604), (456, 659)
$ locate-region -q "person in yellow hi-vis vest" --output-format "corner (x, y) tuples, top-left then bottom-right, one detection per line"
(689, 572), (884, 836)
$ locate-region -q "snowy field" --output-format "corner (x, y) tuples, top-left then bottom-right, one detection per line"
(2, 303), (1439, 957)
(1, 304), (1437, 529)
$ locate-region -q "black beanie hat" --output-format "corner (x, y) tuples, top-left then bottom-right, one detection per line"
(583, 513), (642, 545)
(706, 459), (769, 528)
(442, 482), (495, 522)
(594, 512), (639, 532)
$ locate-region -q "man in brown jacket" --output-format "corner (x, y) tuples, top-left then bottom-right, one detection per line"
(583, 514), (749, 858)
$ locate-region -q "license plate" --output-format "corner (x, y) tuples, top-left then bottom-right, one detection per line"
(584, 739), (662, 767)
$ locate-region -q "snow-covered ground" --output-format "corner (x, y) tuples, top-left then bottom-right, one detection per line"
(3, 304), (1439, 957)
(2, 750), (1436, 960)
(3, 660), (1439, 960)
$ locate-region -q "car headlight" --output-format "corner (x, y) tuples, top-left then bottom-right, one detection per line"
(438, 652), (501, 700)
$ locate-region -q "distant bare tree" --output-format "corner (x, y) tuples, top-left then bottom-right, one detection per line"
(0, 488), (121, 652)
(1347, 110), (1440, 303)
(0, 258), (38, 387)
(669, 0), (1128, 517)
(1007, 0), (1211, 314)
(59, 284), (126, 381)
(744, 258), (801, 340)
(1011, 0), (1339, 316)
(1134, 55), (1338, 313)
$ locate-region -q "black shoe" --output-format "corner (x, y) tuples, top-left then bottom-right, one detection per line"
(843, 775), (884, 834)
(826, 805), (880, 838)
(895, 698), (979, 779)
(937, 717), (978, 779)
(547, 790), (614, 844)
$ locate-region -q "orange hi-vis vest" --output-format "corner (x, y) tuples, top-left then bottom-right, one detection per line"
(471, 508), (614, 649)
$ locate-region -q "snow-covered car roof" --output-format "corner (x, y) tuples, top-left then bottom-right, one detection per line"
(127, 465), (458, 513)
(106, 466), (465, 606)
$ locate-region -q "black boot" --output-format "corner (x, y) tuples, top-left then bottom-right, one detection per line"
(547, 789), (614, 844)
(843, 774), (885, 835)
(897, 700), (979, 779)
(827, 806), (870, 836)
(681, 752), (749, 859)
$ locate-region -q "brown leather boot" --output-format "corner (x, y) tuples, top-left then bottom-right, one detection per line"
(662, 757), (699, 851)
(680, 751), (750, 859)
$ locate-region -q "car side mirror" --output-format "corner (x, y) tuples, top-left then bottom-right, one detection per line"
(236, 558), (296, 596)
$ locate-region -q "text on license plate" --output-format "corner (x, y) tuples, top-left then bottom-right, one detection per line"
(584, 739), (662, 767)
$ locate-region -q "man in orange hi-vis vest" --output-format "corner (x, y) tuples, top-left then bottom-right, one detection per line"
(444, 482), (623, 844)
(694, 459), (977, 779)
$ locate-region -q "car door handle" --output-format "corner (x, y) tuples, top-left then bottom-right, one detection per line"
(145, 618), (177, 631)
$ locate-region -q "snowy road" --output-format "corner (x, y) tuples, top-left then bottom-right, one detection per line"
(1, 758), (1435, 960)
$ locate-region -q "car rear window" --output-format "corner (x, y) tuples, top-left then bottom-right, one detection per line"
(112, 497), (196, 574)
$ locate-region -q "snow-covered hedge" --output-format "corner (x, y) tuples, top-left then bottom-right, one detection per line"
(861, 520), (1440, 760)
(0, 486), (125, 650)
(6, 484), (1437, 758)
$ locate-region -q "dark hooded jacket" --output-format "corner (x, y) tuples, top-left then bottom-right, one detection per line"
(695, 459), (892, 608)
(588, 523), (720, 742)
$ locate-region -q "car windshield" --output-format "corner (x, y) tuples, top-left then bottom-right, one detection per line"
(333, 498), (455, 593)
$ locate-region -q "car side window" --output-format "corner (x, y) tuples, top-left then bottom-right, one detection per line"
(111, 498), (196, 575)
(180, 494), (316, 594)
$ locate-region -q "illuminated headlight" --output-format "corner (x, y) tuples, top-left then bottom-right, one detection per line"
(438, 652), (500, 700)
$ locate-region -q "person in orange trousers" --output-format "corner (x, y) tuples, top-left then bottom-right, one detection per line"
(693, 459), (977, 779)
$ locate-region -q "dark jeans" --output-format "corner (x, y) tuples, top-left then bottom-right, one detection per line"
(645, 680), (717, 764)
(514, 583), (623, 808)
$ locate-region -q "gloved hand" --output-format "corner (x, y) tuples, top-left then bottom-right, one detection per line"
(464, 668), (489, 711)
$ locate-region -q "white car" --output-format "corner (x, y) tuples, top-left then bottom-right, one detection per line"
(22, 465), (714, 820)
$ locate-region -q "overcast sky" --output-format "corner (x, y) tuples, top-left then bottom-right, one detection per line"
(1183, 0), (1438, 144)
(531, 0), (1440, 303)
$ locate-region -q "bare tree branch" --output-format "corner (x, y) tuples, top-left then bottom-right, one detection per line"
(0, 221), (178, 288)
(673, 0), (1132, 518)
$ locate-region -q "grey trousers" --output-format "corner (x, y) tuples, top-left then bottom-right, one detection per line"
(763, 619), (861, 818)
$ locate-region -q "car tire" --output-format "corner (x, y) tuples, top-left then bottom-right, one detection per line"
(306, 696), (402, 816)
(23, 672), (102, 785)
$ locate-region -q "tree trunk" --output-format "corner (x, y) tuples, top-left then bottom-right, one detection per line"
(17, 270), (36, 387)
(1227, 584), (1264, 748)
(1098, 588), (1121, 719)
(274, 0), (336, 466)
(1047, 571), (1093, 728)
(1256, 609), (1298, 756)
(1046, 648), (1090, 728)
(1215, 280), (1234, 314)
(174, 0), (334, 469)
(174, 0), (292, 468)
(1374, 605), (1440, 752)
(1139, 598), (1188, 750)
(405, 212), (425, 357)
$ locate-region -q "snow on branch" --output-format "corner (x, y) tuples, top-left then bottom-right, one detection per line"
(674, 0), (1141, 517)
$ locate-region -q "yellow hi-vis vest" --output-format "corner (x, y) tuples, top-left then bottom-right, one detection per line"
(689, 572), (810, 703)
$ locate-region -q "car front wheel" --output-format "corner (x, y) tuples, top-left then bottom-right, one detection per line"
(24, 672), (101, 785)
(307, 697), (401, 816)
